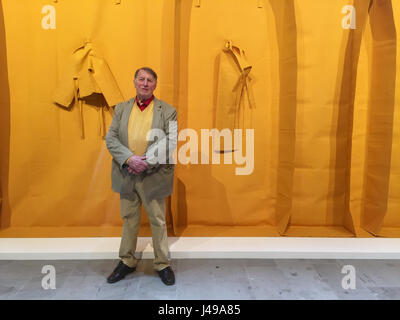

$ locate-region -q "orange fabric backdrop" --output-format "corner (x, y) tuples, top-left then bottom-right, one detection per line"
(0, 0), (399, 238)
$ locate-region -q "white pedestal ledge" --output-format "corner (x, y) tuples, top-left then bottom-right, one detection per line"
(1, 237), (400, 260)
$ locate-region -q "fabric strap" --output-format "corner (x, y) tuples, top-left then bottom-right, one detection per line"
(73, 78), (85, 139)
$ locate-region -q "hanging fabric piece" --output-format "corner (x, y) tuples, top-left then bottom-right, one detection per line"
(53, 41), (124, 139)
(215, 40), (255, 133)
(225, 40), (255, 128)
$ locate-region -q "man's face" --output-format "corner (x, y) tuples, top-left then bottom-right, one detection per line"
(134, 70), (157, 100)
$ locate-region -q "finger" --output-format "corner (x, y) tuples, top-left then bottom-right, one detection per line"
(133, 167), (143, 173)
(136, 162), (146, 168)
(139, 160), (148, 167)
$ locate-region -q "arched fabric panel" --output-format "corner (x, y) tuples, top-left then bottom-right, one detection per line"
(0, 0), (176, 237)
(379, 0), (400, 237)
(329, 0), (371, 237)
(0, 2), (11, 229)
(358, 0), (398, 236)
(170, 0), (192, 236)
(268, 0), (298, 235)
(171, 0), (279, 236)
(281, 0), (370, 237)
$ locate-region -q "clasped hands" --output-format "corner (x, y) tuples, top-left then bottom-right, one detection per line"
(125, 155), (148, 175)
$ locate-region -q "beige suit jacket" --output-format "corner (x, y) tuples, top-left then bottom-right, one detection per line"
(105, 97), (177, 200)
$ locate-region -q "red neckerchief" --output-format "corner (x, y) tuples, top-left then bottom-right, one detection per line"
(135, 95), (154, 111)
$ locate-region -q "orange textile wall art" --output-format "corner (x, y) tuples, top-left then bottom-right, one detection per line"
(0, 0), (399, 238)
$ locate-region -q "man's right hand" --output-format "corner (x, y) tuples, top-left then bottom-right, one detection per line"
(126, 155), (148, 174)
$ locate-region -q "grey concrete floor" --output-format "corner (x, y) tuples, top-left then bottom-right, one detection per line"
(1, 259), (400, 300)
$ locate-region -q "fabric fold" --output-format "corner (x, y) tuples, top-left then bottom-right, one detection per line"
(53, 41), (124, 138)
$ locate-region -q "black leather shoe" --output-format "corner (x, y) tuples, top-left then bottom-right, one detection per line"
(157, 266), (175, 286)
(107, 261), (136, 284)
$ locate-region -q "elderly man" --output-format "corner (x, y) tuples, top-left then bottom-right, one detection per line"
(105, 67), (177, 286)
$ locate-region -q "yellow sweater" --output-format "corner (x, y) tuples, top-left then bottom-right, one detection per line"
(127, 100), (155, 156)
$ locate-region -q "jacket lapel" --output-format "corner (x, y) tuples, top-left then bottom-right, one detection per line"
(151, 97), (163, 130)
(146, 97), (163, 151)
(120, 98), (134, 147)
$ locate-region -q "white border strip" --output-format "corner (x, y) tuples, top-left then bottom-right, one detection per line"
(1, 237), (400, 260)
